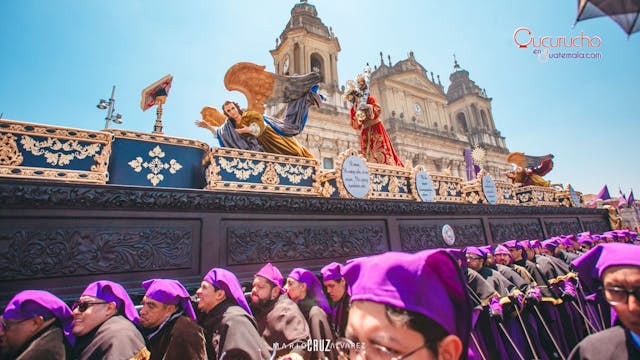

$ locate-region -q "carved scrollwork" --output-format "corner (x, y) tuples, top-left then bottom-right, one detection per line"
(227, 223), (387, 264)
(20, 135), (103, 166)
(0, 133), (23, 165)
(544, 219), (582, 237)
(0, 227), (193, 280)
(489, 220), (544, 242)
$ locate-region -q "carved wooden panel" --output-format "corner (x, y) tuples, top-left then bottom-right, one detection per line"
(544, 218), (583, 237)
(582, 217), (611, 234)
(489, 219), (544, 242)
(225, 220), (388, 265)
(0, 219), (199, 281)
(399, 219), (485, 251)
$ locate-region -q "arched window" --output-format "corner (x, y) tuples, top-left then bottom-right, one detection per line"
(456, 112), (468, 133)
(310, 53), (325, 82)
(480, 110), (489, 128)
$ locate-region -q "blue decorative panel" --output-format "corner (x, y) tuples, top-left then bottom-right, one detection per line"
(107, 130), (208, 188)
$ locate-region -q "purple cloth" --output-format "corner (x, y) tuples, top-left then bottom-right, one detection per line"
(559, 236), (574, 248)
(488, 296), (503, 322)
(530, 239), (542, 249)
(577, 235), (594, 246)
(3, 290), (74, 345)
(494, 245), (510, 256)
(203, 268), (252, 316)
(320, 262), (343, 282)
(572, 243), (640, 295)
(465, 246), (485, 258)
(342, 249), (472, 352)
(518, 240), (531, 249)
(142, 279), (196, 321)
(255, 262), (285, 293)
(82, 281), (139, 325)
(541, 238), (558, 251)
(288, 268), (331, 314)
(525, 286), (541, 305)
(502, 240), (522, 250)
(479, 245), (494, 256)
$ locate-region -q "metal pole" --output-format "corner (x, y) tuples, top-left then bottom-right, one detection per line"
(470, 332), (488, 360)
(532, 305), (567, 360)
(515, 307), (541, 360)
(497, 321), (526, 360)
(104, 85), (116, 129)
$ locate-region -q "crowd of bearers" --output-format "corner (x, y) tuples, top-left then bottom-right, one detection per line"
(1, 229), (638, 360)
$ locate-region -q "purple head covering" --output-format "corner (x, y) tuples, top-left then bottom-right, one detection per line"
(442, 248), (466, 268)
(3, 290), (75, 345)
(494, 244), (511, 257)
(288, 268), (331, 314)
(465, 246), (485, 259)
(577, 235), (594, 246)
(142, 279), (196, 321)
(82, 281), (139, 324)
(518, 240), (532, 249)
(559, 236), (574, 248)
(530, 239), (542, 249)
(203, 268), (252, 315)
(572, 243), (640, 294)
(479, 245), (494, 256)
(502, 240), (523, 250)
(342, 250), (472, 353)
(320, 262), (343, 282)
(591, 234), (602, 242)
(255, 263), (285, 293)
(542, 238), (558, 251)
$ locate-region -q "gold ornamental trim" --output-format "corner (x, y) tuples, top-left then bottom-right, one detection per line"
(368, 162), (412, 200)
(205, 146), (321, 196)
(0, 165), (108, 184)
(431, 172), (464, 203)
(0, 119), (112, 143)
(105, 129), (210, 151)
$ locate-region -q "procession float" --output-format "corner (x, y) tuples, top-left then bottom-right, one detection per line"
(0, 60), (609, 306)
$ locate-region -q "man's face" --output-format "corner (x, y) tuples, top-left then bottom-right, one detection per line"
(284, 278), (305, 303)
(484, 254), (495, 267)
(508, 247), (523, 261)
(602, 266), (640, 335)
(466, 255), (484, 271)
(71, 295), (114, 336)
(139, 297), (175, 329)
(524, 248), (535, 261)
(1, 316), (39, 356)
(495, 253), (511, 266)
(345, 301), (433, 359)
(324, 279), (347, 303)
(251, 276), (279, 308)
(196, 281), (225, 314)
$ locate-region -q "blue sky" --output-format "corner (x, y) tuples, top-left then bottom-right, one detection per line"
(1, 1), (638, 196)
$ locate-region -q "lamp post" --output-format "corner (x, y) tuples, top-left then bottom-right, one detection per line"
(97, 85), (123, 129)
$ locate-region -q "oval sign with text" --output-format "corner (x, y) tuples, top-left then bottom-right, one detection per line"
(341, 155), (370, 199)
(482, 175), (498, 205)
(442, 224), (456, 246)
(569, 185), (581, 208)
(415, 171), (435, 202)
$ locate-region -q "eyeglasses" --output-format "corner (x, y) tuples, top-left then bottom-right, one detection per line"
(72, 301), (110, 313)
(602, 286), (640, 305)
(0, 318), (30, 331)
(466, 257), (483, 262)
(335, 338), (427, 360)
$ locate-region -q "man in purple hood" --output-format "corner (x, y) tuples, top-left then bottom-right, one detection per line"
(340, 250), (472, 360)
(196, 267), (270, 360)
(2, 290), (73, 359)
(71, 280), (148, 360)
(140, 279), (206, 360)
(569, 243), (640, 359)
(250, 263), (310, 358)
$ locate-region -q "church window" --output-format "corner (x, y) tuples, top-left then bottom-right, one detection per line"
(456, 112), (469, 132)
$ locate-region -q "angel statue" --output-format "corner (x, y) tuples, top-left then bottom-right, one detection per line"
(504, 152), (554, 187)
(196, 62), (322, 158)
(344, 65), (404, 167)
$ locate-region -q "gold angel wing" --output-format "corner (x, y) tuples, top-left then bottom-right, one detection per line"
(506, 152), (526, 168)
(224, 62), (322, 115)
(224, 62), (274, 114)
